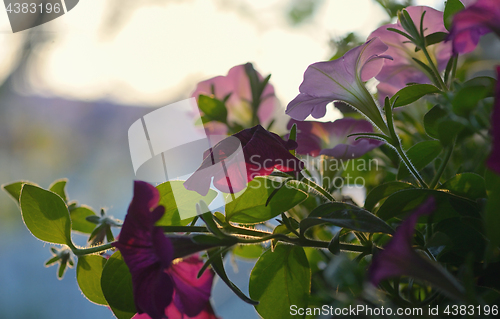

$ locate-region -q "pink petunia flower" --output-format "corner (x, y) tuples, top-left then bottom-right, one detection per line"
(113, 181), (216, 319)
(184, 125), (304, 196)
(286, 38), (391, 136)
(192, 64), (278, 134)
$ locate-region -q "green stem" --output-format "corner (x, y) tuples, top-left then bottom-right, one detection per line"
(166, 223), (368, 253)
(299, 175), (336, 202)
(72, 242), (115, 256)
(395, 144), (429, 188)
(429, 143), (454, 189)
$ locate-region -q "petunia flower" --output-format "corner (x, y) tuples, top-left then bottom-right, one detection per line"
(368, 197), (465, 301)
(113, 181), (216, 319)
(132, 257), (220, 319)
(368, 6), (452, 101)
(486, 66), (500, 174)
(184, 125), (304, 196)
(286, 38), (391, 136)
(287, 118), (384, 159)
(193, 63), (278, 134)
(447, 0), (500, 54)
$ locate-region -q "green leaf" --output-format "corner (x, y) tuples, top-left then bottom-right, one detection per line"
(233, 245), (263, 259)
(49, 179), (68, 202)
(444, 0), (465, 31)
(2, 181), (36, 204)
(419, 32), (448, 50)
(452, 85), (491, 116)
(249, 244), (310, 319)
(424, 105), (448, 139)
(437, 119), (465, 146)
(390, 84), (441, 107)
(300, 203), (394, 235)
(156, 181), (217, 226)
(77, 255), (108, 305)
(364, 181), (416, 211)
(225, 177), (308, 224)
(198, 95), (228, 123)
(20, 184), (72, 245)
(69, 206), (97, 234)
(397, 140), (442, 180)
(101, 251), (136, 319)
(376, 188), (479, 222)
(440, 173), (486, 200)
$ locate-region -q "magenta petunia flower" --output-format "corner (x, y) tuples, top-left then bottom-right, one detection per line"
(486, 66), (500, 173)
(448, 0), (500, 54)
(184, 125), (304, 196)
(368, 197), (464, 300)
(113, 181), (215, 319)
(368, 6), (452, 101)
(287, 118), (384, 159)
(193, 64), (278, 134)
(286, 38), (391, 136)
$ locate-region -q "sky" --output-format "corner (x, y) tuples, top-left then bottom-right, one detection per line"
(0, 0), (443, 110)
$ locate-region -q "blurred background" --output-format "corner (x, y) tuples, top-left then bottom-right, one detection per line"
(0, 0), (456, 318)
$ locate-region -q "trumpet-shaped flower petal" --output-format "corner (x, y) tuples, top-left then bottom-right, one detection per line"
(287, 118), (384, 159)
(184, 125), (304, 196)
(487, 66), (500, 174)
(193, 64), (278, 134)
(369, 197), (464, 300)
(286, 38), (391, 135)
(448, 0), (500, 54)
(113, 181), (215, 319)
(368, 6), (452, 100)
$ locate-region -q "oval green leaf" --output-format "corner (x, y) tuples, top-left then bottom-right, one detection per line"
(156, 181), (217, 226)
(439, 173), (486, 200)
(101, 251), (136, 319)
(2, 181), (36, 205)
(20, 184), (72, 245)
(70, 206), (97, 234)
(390, 84), (441, 107)
(198, 95), (228, 123)
(300, 202), (394, 235)
(225, 177), (308, 224)
(49, 178), (68, 202)
(77, 255), (108, 305)
(249, 244), (311, 319)
(364, 181), (415, 211)
(376, 188), (480, 222)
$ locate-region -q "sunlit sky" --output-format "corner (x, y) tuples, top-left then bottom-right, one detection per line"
(0, 0), (442, 108)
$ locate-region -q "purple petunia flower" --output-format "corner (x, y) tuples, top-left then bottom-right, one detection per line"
(448, 0), (500, 54)
(368, 6), (452, 101)
(184, 125), (304, 196)
(287, 118), (384, 159)
(113, 181), (215, 319)
(286, 38), (391, 136)
(368, 197), (464, 300)
(192, 64), (278, 135)
(486, 66), (500, 174)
